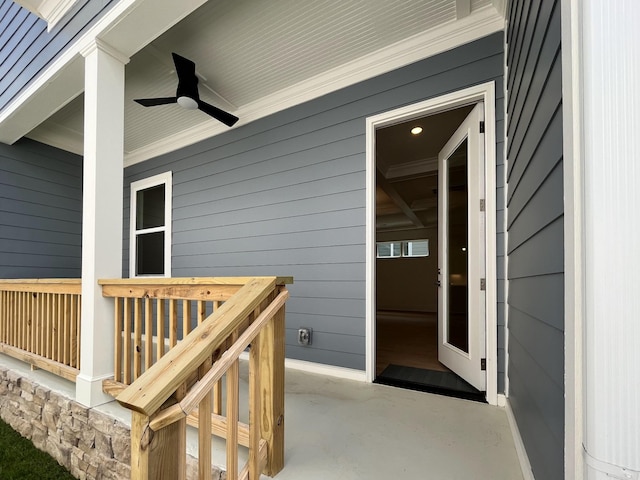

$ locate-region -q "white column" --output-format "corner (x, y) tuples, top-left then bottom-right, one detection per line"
(579, 1), (640, 479)
(76, 40), (129, 407)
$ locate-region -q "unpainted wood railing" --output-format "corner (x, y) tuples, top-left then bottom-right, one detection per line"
(0, 279), (81, 381)
(100, 276), (290, 480)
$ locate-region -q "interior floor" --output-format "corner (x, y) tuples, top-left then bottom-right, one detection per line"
(375, 311), (450, 376)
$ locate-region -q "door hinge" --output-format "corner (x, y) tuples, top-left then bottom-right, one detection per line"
(479, 121), (485, 133)
(481, 358), (487, 371)
(480, 199), (485, 212)
(480, 278), (486, 290)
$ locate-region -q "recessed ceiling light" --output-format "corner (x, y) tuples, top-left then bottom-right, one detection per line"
(411, 126), (423, 135)
(461, 247), (467, 252)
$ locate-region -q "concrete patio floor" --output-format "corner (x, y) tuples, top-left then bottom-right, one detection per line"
(0, 354), (523, 479)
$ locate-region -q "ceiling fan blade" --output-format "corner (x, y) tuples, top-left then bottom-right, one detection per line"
(172, 53), (198, 89)
(197, 100), (239, 127)
(134, 97), (178, 107)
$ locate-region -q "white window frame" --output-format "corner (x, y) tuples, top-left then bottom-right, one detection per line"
(129, 171), (172, 278)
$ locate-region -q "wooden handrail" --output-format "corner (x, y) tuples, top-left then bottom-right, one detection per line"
(116, 277), (276, 415)
(0, 279), (81, 294)
(108, 276), (290, 479)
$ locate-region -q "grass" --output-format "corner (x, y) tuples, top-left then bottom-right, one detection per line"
(0, 419), (76, 480)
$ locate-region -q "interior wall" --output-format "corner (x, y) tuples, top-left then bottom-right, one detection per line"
(376, 227), (438, 313)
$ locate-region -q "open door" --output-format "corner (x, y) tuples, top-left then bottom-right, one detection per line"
(437, 103), (486, 392)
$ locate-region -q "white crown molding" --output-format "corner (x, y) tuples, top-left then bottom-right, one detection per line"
(124, 7), (505, 167)
(14, 0), (79, 31)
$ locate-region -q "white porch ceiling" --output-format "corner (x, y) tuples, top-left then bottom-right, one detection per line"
(24, 0), (502, 165)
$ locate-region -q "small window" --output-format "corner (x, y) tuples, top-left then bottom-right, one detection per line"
(377, 239), (429, 258)
(130, 172), (172, 277)
(403, 240), (429, 257)
(377, 241), (402, 258)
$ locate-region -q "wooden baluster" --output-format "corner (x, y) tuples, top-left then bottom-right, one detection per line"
(157, 299), (165, 360)
(176, 381), (188, 480)
(113, 298), (122, 382)
(18, 292), (23, 350)
(134, 298), (142, 380)
(44, 293), (50, 359)
(51, 294), (58, 361)
(213, 300), (223, 415)
(198, 357), (213, 480)
(197, 300), (206, 325)
(57, 293), (63, 363)
(145, 297), (153, 371)
(124, 298), (132, 385)
(249, 322), (262, 480)
(29, 292), (35, 353)
(35, 293), (41, 356)
(169, 300), (178, 348)
(70, 294), (78, 368)
(0, 292), (4, 344)
(227, 329), (240, 480)
(63, 294), (71, 366)
(182, 300), (192, 339)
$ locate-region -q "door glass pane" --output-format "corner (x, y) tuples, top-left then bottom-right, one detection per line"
(136, 232), (165, 275)
(136, 185), (165, 229)
(447, 138), (469, 353)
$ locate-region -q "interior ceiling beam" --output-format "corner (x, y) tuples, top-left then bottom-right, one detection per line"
(456, 0), (472, 19)
(376, 171), (425, 228)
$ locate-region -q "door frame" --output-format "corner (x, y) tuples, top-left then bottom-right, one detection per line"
(365, 82), (498, 405)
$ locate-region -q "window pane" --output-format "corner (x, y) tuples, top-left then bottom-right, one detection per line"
(136, 232), (165, 275)
(136, 185), (165, 230)
(377, 242), (401, 258)
(403, 240), (429, 257)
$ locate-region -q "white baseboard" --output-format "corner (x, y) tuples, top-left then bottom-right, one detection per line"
(497, 393), (507, 407)
(238, 352), (367, 382)
(505, 398), (536, 480)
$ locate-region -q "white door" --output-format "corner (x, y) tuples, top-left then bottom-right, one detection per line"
(437, 103), (486, 391)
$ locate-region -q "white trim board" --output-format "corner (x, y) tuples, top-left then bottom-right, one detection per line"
(365, 82), (499, 406)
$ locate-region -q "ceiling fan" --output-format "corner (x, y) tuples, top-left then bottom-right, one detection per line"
(134, 52), (239, 127)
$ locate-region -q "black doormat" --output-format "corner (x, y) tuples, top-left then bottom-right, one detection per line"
(374, 364), (486, 403)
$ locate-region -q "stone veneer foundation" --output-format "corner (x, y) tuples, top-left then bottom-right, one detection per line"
(0, 366), (224, 479)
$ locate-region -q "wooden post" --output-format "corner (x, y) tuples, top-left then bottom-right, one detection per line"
(258, 290), (286, 476)
(130, 411), (184, 480)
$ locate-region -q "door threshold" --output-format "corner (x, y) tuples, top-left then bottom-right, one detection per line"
(374, 364), (486, 403)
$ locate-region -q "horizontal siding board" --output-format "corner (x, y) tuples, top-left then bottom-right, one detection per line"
(287, 312), (365, 336)
(174, 226), (364, 257)
(509, 333), (564, 443)
(0, 182), (82, 210)
(174, 208), (364, 245)
(507, 162), (563, 250)
(285, 328), (365, 354)
(507, 55), (562, 185)
(506, 108), (563, 214)
(507, 0), (557, 133)
(508, 217), (564, 278)
(508, 274), (564, 331)
(509, 307), (564, 389)
(125, 33), (505, 370)
(0, 225), (80, 246)
(0, 197), (81, 223)
(0, 139), (82, 278)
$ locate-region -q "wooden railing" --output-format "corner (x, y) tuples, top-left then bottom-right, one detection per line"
(0, 279), (81, 381)
(100, 277), (291, 480)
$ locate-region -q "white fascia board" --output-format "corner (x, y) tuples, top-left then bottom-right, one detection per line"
(124, 7), (506, 166)
(0, 0), (207, 145)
